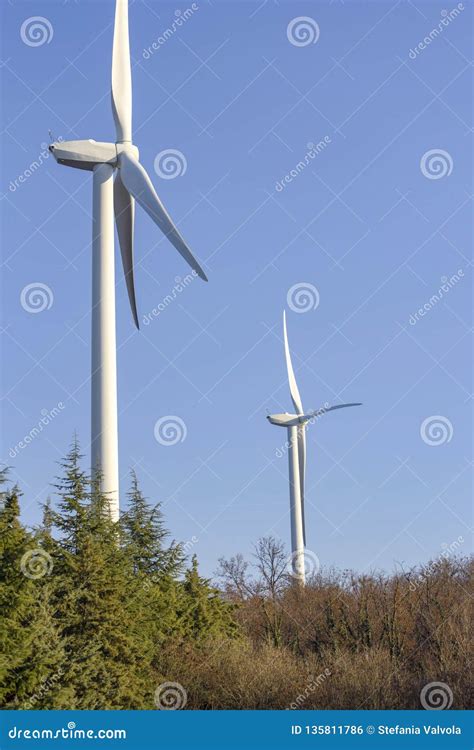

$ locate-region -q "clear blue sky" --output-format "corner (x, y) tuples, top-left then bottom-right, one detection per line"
(1, 0), (472, 578)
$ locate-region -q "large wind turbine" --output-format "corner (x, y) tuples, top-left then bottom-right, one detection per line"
(49, 0), (207, 521)
(267, 311), (361, 584)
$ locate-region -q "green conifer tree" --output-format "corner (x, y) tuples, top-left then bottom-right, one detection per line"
(0, 447), (240, 710)
(121, 470), (182, 577)
(49, 445), (149, 708)
(180, 555), (238, 642)
(0, 479), (34, 705)
(0, 472), (70, 708)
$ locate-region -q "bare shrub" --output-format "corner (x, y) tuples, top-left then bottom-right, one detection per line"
(195, 546), (474, 709)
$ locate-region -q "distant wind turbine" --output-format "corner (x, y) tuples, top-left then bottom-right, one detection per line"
(48, 0), (207, 520)
(267, 311), (361, 584)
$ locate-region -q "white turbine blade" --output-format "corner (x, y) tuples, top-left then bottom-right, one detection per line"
(119, 152), (208, 281)
(316, 403), (362, 415)
(297, 425), (306, 546)
(302, 403), (362, 421)
(114, 172), (139, 328)
(283, 310), (303, 414)
(111, 0), (132, 142)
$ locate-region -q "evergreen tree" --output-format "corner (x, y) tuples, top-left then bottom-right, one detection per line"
(0, 480), (34, 705)
(121, 470), (187, 700)
(15, 581), (71, 710)
(121, 470), (182, 576)
(0, 473), (70, 708)
(39, 497), (54, 540)
(180, 555), (238, 642)
(0, 445), (241, 710)
(50, 453), (149, 708)
(50, 437), (88, 555)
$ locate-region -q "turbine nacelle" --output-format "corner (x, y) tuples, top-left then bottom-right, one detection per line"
(267, 412), (309, 427)
(267, 403), (363, 428)
(48, 140), (140, 172)
(49, 140), (117, 171)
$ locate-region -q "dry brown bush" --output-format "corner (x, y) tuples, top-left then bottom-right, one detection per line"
(155, 549), (473, 709)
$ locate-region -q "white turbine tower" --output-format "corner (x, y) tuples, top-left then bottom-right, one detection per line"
(49, 0), (207, 521)
(267, 311), (361, 585)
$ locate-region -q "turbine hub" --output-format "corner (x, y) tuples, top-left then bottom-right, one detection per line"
(116, 142), (139, 161)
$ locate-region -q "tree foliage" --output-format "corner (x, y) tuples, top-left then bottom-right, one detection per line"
(0, 443), (237, 709)
(0, 448), (472, 710)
